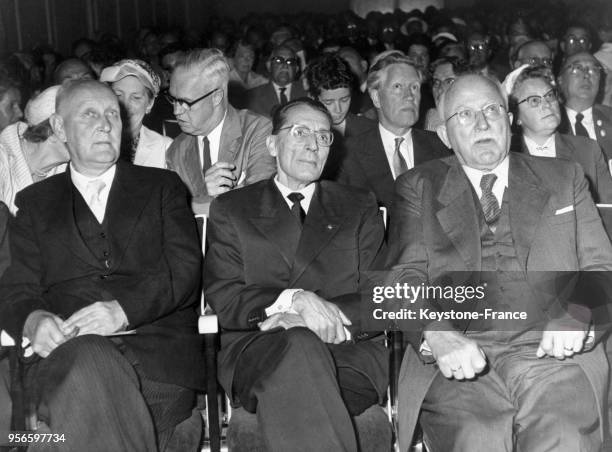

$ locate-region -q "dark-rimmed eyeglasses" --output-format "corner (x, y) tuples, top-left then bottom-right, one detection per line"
(518, 89), (558, 108)
(164, 88), (218, 110)
(445, 103), (506, 126)
(270, 56), (299, 67)
(278, 124), (334, 147)
(564, 63), (602, 77)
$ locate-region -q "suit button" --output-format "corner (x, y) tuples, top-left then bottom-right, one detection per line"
(100, 232), (106, 239)
(103, 251), (109, 257)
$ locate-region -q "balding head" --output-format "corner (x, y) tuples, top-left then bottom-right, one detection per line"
(53, 58), (94, 85)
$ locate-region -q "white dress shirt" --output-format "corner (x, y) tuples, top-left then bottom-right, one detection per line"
(197, 112), (226, 168)
(524, 135), (556, 158)
(70, 163), (116, 223)
(461, 155), (509, 206)
(378, 124), (414, 179)
(565, 106), (596, 140)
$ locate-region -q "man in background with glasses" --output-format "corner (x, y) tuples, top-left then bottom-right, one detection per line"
(166, 48), (276, 215)
(245, 44), (308, 118)
(557, 52), (612, 165)
(387, 73), (612, 452)
(511, 40), (553, 73)
(205, 98), (388, 451)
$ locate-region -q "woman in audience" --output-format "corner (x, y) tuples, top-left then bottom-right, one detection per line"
(306, 53), (375, 179)
(0, 85), (69, 214)
(506, 64), (612, 203)
(0, 75), (23, 134)
(100, 59), (171, 168)
(424, 56), (469, 131)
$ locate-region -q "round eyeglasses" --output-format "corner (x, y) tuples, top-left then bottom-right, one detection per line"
(445, 103), (506, 126)
(278, 124), (334, 147)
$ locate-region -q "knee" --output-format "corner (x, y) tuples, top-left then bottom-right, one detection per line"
(449, 413), (512, 451)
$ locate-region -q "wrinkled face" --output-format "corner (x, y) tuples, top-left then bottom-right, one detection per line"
(234, 45), (255, 73)
(268, 104), (331, 190)
(169, 65), (218, 136)
(0, 88), (23, 131)
(55, 84), (121, 175)
(562, 27), (591, 56)
(318, 87), (351, 125)
(441, 75), (511, 171)
(407, 44), (430, 75)
(432, 62), (456, 106)
(269, 47), (298, 87)
(558, 52), (601, 106)
(111, 76), (153, 132)
(372, 63), (421, 132)
(516, 41), (553, 68)
(515, 78), (560, 137)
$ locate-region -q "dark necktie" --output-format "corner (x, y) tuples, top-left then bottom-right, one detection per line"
(279, 87), (288, 105)
(287, 192), (305, 225)
(202, 136), (212, 175)
(574, 113), (590, 138)
(392, 137), (408, 178)
(480, 173), (500, 227)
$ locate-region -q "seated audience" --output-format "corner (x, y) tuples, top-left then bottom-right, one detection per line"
(101, 59), (172, 168)
(204, 98), (388, 451)
(246, 44), (308, 117)
(0, 85), (68, 214)
(337, 46), (373, 115)
(511, 40), (553, 71)
(227, 40), (268, 108)
(424, 56), (469, 131)
(166, 49), (275, 215)
(388, 73), (612, 452)
(0, 80), (204, 451)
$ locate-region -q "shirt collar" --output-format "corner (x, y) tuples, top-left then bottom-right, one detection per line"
(566, 106), (593, 124)
(274, 176), (316, 213)
(523, 134), (556, 157)
(461, 154), (509, 205)
(272, 81), (292, 98)
(70, 163), (116, 192)
(378, 123), (412, 143)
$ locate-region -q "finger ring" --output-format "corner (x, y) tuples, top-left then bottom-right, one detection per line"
(450, 366), (461, 372)
(564, 346), (573, 351)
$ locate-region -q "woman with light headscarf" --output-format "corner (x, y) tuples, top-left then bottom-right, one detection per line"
(505, 64), (612, 203)
(100, 59), (171, 168)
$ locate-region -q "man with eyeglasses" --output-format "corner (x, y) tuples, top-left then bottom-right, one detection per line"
(245, 44), (308, 118)
(387, 74), (612, 452)
(511, 40), (553, 71)
(205, 98), (388, 451)
(557, 52), (612, 164)
(165, 48), (276, 215)
(338, 51), (450, 213)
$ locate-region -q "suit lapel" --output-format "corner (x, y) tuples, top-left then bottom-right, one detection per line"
(218, 106), (242, 164)
(289, 185), (343, 285)
(249, 180), (301, 269)
(179, 134), (207, 195)
(508, 154), (550, 270)
(594, 106), (612, 158)
(435, 160), (481, 271)
(554, 133), (573, 160)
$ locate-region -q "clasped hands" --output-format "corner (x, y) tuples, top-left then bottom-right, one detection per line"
(23, 300), (128, 358)
(426, 316), (589, 381)
(259, 290), (352, 344)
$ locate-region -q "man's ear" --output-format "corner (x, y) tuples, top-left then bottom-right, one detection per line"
(266, 135), (278, 158)
(436, 123), (451, 148)
(369, 88), (380, 109)
(265, 59), (271, 74)
(49, 113), (67, 143)
(212, 89), (224, 107)
(507, 112), (514, 126)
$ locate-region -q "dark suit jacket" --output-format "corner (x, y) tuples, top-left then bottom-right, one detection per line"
(511, 132), (612, 203)
(0, 162), (204, 390)
(337, 127), (451, 209)
(245, 81), (308, 117)
(204, 178), (387, 398)
(386, 153), (612, 449)
(559, 104), (612, 161)
(166, 105), (276, 214)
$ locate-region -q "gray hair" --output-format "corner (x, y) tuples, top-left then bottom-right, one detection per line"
(438, 73), (508, 122)
(174, 48), (230, 89)
(366, 50), (422, 91)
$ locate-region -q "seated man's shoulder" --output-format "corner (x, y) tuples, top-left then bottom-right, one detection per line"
(232, 106), (272, 132)
(319, 180), (377, 209)
(594, 103), (612, 118)
(212, 178), (269, 211)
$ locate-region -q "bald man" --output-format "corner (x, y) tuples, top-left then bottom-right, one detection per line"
(0, 80), (203, 451)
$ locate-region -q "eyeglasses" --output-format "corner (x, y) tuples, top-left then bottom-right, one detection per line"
(468, 43), (488, 52)
(518, 88), (558, 108)
(432, 77), (456, 90)
(519, 57), (553, 68)
(270, 56), (299, 67)
(445, 103), (506, 126)
(164, 88), (217, 110)
(564, 63), (602, 77)
(565, 35), (590, 46)
(278, 124), (334, 147)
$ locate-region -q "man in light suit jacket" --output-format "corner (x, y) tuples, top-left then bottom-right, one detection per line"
(205, 98), (388, 451)
(0, 80), (203, 451)
(166, 48), (276, 215)
(338, 51), (450, 211)
(387, 74), (612, 452)
(558, 52), (612, 164)
(245, 44), (308, 118)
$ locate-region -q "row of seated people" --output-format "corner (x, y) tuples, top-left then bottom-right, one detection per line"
(0, 45), (612, 451)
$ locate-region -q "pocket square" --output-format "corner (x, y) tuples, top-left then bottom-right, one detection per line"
(555, 205), (574, 215)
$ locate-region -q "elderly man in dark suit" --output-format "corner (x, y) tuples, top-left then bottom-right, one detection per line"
(205, 98), (388, 452)
(387, 74), (612, 452)
(0, 80), (203, 452)
(245, 44), (308, 118)
(338, 51), (450, 211)
(166, 48), (276, 215)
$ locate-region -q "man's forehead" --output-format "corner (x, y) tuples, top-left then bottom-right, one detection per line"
(565, 53), (597, 67)
(285, 104), (330, 127)
(383, 63), (419, 82)
(59, 84), (117, 113)
(272, 48), (296, 59)
(566, 27), (589, 38)
(520, 42), (551, 57)
(446, 76), (502, 111)
(170, 66), (207, 95)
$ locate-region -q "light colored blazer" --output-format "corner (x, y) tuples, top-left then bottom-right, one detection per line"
(133, 125), (172, 169)
(386, 153), (612, 449)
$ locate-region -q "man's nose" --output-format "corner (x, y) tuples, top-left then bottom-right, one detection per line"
(474, 110), (490, 130)
(173, 102), (186, 117)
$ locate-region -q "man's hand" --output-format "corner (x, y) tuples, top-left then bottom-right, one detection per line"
(537, 317), (589, 359)
(259, 312), (308, 331)
(63, 300), (128, 336)
(23, 310), (79, 358)
(424, 329), (487, 380)
(205, 162), (237, 197)
(291, 291), (351, 344)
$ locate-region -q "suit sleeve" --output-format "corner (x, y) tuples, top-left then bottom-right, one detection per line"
(204, 196), (284, 330)
(592, 142), (612, 204)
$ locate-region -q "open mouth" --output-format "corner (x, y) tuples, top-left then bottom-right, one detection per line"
(474, 137), (494, 145)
